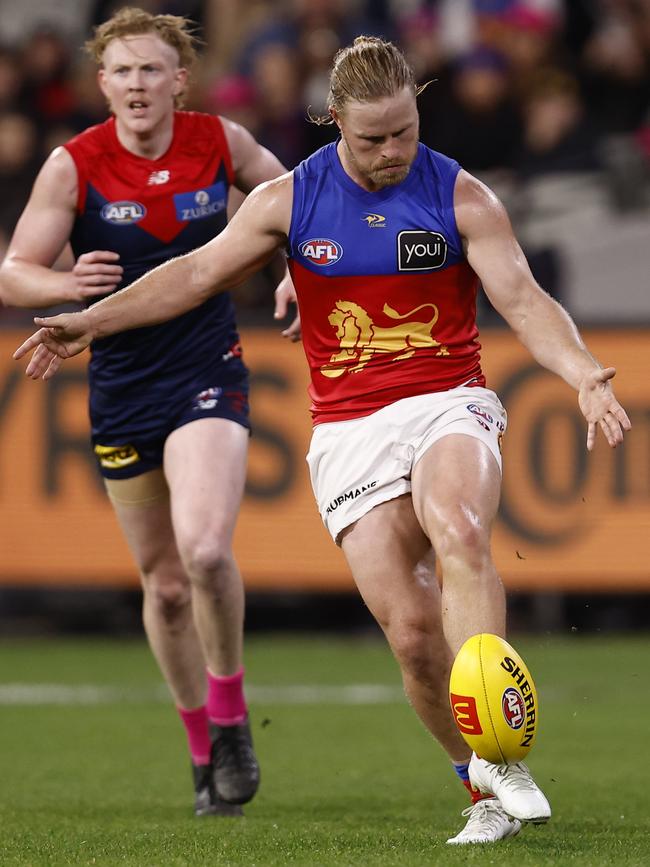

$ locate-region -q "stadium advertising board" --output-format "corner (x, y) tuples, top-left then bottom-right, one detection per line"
(0, 328), (648, 590)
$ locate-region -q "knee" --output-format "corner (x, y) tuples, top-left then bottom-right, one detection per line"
(142, 570), (192, 626)
(435, 513), (491, 570)
(179, 536), (235, 592)
(387, 618), (439, 682)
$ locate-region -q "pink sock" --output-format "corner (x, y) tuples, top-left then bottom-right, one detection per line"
(206, 667), (247, 726)
(177, 704), (212, 766)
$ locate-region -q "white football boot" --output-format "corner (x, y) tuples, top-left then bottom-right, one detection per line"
(469, 753), (551, 823)
(447, 798), (522, 845)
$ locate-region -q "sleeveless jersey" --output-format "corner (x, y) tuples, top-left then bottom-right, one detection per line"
(287, 142), (485, 424)
(64, 112), (247, 430)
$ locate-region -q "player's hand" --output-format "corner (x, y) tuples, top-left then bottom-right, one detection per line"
(70, 250), (122, 300)
(578, 367), (631, 450)
(274, 274), (301, 342)
(13, 311), (94, 380)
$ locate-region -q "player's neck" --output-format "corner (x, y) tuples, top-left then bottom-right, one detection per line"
(113, 114), (175, 160)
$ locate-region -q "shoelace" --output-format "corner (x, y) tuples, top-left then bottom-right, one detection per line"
(493, 761), (537, 793)
(459, 800), (508, 835)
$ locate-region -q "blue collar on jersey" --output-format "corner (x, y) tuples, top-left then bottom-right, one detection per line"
(328, 138), (425, 204)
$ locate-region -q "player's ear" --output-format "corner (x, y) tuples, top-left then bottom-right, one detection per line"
(97, 68), (109, 98)
(330, 107), (342, 130)
(173, 67), (188, 97)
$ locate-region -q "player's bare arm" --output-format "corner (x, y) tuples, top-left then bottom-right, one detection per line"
(14, 174), (294, 376)
(221, 117), (287, 193)
(222, 118), (300, 339)
(0, 148), (123, 307)
(455, 170), (631, 450)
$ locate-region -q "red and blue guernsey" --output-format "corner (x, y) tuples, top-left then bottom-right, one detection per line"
(64, 112), (247, 439)
(287, 141), (485, 424)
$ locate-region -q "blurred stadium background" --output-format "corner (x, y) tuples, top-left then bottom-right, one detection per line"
(1, 2), (649, 863)
(0, 0), (648, 632)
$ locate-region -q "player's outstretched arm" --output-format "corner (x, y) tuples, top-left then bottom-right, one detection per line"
(14, 175), (293, 378)
(455, 170), (631, 450)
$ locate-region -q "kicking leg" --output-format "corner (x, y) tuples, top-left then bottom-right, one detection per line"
(340, 496), (520, 843)
(412, 433), (550, 826)
(411, 433), (505, 654)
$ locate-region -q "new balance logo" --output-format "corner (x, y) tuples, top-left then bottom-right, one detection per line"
(148, 170), (170, 185)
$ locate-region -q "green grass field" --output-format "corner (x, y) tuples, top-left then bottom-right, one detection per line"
(0, 633), (648, 866)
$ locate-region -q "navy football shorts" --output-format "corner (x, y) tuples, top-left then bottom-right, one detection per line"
(91, 377), (250, 480)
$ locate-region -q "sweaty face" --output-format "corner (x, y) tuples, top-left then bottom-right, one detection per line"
(336, 87), (420, 191)
(98, 34), (186, 135)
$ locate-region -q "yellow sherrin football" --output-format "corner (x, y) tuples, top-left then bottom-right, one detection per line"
(449, 633), (538, 765)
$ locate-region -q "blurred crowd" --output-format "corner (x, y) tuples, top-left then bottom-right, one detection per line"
(0, 0), (649, 322)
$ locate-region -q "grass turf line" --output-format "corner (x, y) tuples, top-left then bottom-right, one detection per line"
(0, 634), (648, 865)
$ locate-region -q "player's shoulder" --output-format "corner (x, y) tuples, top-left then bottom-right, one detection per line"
(24, 143), (79, 211)
(454, 169), (510, 237)
(64, 118), (116, 157)
(243, 171), (293, 233)
(250, 171), (294, 203)
(173, 110), (224, 141)
(454, 170), (504, 214)
(171, 111), (233, 164)
(293, 141), (337, 181)
(411, 142), (462, 184)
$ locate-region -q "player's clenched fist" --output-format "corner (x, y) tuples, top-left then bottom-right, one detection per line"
(70, 250), (123, 300)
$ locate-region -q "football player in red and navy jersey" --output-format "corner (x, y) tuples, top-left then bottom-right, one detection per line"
(13, 36), (631, 843)
(0, 7), (297, 817)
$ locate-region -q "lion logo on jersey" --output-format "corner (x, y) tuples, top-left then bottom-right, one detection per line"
(321, 300), (446, 377)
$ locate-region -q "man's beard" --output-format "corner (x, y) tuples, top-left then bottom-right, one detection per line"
(342, 135), (414, 189)
(368, 161), (411, 186)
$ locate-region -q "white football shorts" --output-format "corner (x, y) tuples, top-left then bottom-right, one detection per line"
(306, 385), (507, 543)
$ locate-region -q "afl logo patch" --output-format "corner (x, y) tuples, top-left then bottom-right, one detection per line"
(100, 201), (146, 225)
(502, 687), (526, 730)
(299, 238), (343, 266)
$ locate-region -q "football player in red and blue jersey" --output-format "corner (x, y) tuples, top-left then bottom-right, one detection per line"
(1, 7), (297, 817)
(13, 36), (631, 843)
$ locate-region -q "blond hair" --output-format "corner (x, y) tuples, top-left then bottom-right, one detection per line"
(312, 35), (425, 125)
(85, 6), (200, 70)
